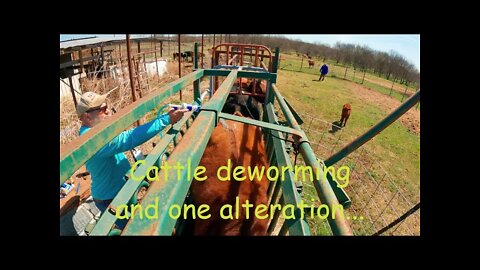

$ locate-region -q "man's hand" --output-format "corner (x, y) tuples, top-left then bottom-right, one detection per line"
(168, 108), (189, 124)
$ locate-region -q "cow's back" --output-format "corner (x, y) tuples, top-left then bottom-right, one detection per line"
(190, 120), (269, 235)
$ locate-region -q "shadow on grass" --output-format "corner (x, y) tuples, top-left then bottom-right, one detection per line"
(329, 120), (343, 134)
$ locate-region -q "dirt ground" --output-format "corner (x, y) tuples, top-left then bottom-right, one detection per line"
(351, 83), (420, 135)
(362, 77), (416, 96)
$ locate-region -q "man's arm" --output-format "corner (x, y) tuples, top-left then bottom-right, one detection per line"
(95, 109), (188, 157)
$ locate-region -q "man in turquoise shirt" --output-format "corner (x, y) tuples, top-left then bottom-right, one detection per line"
(76, 91), (188, 229)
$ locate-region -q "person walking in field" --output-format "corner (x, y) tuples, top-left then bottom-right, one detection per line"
(319, 63), (329, 81)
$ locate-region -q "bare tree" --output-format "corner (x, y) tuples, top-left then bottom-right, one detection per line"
(166, 34), (419, 84)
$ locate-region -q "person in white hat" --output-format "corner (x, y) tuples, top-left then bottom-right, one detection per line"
(76, 91), (188, 229)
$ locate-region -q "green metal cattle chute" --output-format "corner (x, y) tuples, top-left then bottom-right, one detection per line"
(59, 42), (355, 236)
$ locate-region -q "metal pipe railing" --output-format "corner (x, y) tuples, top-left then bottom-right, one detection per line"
(271, 83), (353, 235)
(264, 103), (311, 235)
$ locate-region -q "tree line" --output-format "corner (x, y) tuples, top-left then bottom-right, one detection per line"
(155, 34), (419, 86)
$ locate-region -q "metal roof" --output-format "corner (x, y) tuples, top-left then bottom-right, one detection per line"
(60, 36), (173, 51)
(60, 37), (125, 50)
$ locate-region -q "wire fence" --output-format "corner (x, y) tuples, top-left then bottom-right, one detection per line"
(278, 57), (420, 110)
(293, 113), (420, 236)
(60, 55), (195, 145)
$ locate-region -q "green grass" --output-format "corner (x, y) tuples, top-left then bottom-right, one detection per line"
(300, 181), (333, 236)
(275, 67), (420, 234)
(361, 80), (414, 104)
(279, 53), (419, 109)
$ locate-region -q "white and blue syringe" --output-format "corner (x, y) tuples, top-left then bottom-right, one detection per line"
(168, 102), (201, 112)
(167, 89), (210, 113)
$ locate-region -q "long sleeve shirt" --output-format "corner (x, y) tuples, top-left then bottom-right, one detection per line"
(79, 113), (170, 200)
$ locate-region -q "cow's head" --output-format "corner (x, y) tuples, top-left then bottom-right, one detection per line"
(222, 94), (262, 121)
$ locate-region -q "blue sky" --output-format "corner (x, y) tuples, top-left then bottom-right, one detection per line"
(60, 34), (420, 70)
(284, 34), (420, 70)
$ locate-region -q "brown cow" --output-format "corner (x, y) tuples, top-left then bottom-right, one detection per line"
(246, 79), (267, 103)
(189, 94), (269, 235)
(340, 103), (352, 127)
(190, 116), (269, 235)
(234, 78), (267, 103)
(235, 78), (251, 91)
(308, 59), (314, 68)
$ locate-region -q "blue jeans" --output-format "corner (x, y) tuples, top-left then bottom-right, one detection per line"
(94, 199), (129, 230)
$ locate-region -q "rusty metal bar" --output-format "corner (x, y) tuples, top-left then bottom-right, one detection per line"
(154, 44), (159, 78)
(226, 44), (230, 64)
(126, 34), (137, 106)
(134, 57), (143, 100)
(213, 51), (272, 59)
(178, 34), (182, 101)
(194, 42), (198, 69)
(212, 44), (273, 69)
(168, 35), (170, 57)
(67, 76), (78, 108)
(142, 54), (149, 92)
(100, 45), (105, 74)
(193, 42), (200, 104)
(201, 34), (204, 68)
(79, 49), (84, 75)
(240, 46), (244, 66)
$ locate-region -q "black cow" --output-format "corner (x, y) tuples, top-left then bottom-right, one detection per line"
(222, 92), (263, 121)
(173, 52), (187, 62)
(184, 51), (194, 62)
